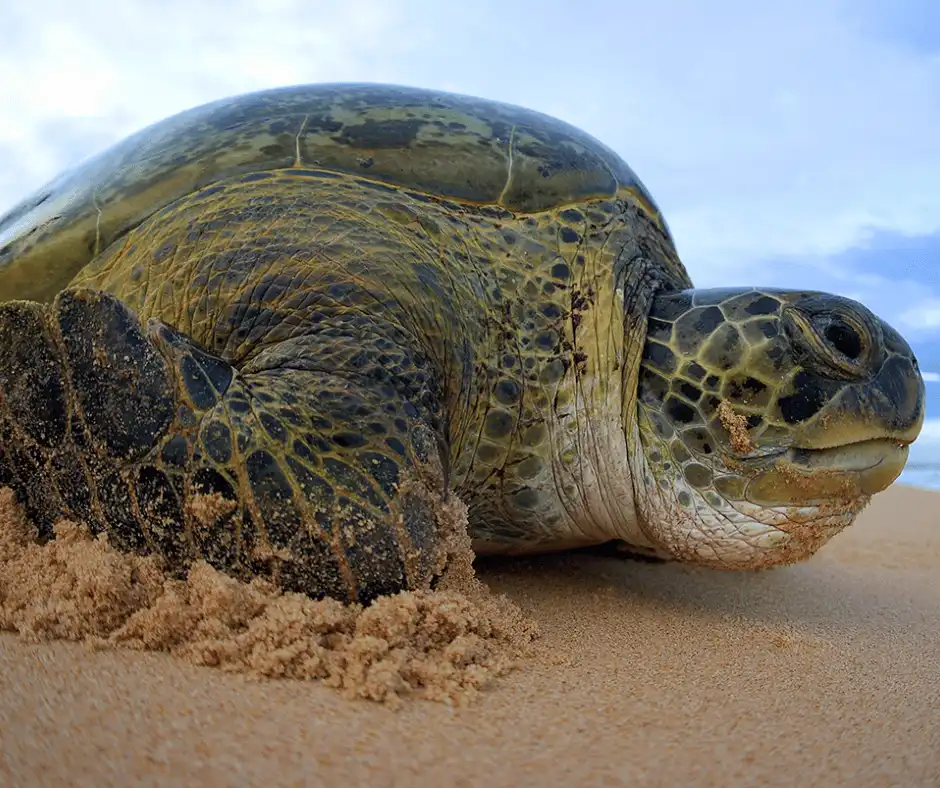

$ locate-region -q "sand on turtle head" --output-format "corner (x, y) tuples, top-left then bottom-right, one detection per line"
(0, 488), (538, 707)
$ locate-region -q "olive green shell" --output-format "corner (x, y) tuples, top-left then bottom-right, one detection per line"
(0, 83), (678, 303)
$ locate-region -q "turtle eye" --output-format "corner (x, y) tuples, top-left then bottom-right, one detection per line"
(783, 300), (878, 381)
(807, 312), (872, 377)
(823, 319), (862, 360)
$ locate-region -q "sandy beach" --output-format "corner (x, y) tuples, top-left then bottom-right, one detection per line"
(1, 482), (938, 787)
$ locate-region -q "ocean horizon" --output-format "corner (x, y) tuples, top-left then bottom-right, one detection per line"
(899, 464), (940, 492)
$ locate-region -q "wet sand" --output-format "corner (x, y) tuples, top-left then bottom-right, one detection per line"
(2, 483), (939, 787)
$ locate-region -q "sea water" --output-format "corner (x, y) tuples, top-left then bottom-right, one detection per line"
(899, 464), (940, 491)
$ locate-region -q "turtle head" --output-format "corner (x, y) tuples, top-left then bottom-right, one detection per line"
(629, 287), (925, 569)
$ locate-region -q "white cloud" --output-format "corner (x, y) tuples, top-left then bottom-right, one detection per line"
(922, 372), (940, 383)
(899, 299), (940, 332)
(0, 0), (418, 208)
(1, 0), (939, 283)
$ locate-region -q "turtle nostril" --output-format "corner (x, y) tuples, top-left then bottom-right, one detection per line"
(824, 321), (862, 360)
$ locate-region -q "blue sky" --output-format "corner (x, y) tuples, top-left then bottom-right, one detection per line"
(1, 0), (939, 476)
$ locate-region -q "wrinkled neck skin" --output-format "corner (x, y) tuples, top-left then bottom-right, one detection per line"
(467, 250), (674, 557)
(481, 264), (651, 554)
(509, 260), (676, 557)
(541, 284), (648, 551)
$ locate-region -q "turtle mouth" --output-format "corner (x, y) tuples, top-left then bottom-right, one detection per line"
(787, 437), (912, 495)
(745, 438), (913, 505)
(739, 437), (912, 504)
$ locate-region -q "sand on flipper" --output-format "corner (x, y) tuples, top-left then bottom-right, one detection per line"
(0, 487), (538, 706)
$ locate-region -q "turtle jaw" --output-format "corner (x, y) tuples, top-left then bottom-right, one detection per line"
(734, 390), (923, 505)
(797, 438), (911, 495)
(628, 433), (914, 571)
(627, 439), (866, 570)
(628, 420), (912, 571)
(742, 436), (913, 507)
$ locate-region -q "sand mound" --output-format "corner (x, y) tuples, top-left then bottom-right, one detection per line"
(0, 488), (537, 706)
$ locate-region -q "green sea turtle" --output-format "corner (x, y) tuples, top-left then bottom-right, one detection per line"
(0, 84), (925, 603)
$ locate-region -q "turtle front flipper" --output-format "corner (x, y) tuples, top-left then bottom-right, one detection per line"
(0, 288), (451, 604)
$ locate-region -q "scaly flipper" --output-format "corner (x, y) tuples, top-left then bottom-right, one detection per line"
(0, 288), (450, 603)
